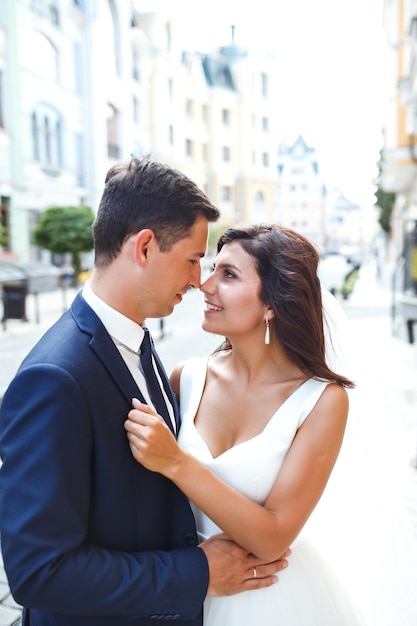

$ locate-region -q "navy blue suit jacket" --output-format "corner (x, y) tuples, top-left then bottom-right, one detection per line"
(0, 292), (209, 625)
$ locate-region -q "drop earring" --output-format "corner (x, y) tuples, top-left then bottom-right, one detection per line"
(264, 316), (270, 345)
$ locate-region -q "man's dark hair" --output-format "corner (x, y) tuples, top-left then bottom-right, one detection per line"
(93, 155), (220, 266)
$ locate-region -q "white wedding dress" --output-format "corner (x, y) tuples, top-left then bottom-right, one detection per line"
(178, 357), (366, 626)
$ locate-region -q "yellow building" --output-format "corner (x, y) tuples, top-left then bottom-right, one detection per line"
(381, 0), (417, 337)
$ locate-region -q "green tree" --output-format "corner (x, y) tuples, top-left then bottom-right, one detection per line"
(33, 205), (94, 279)
(374, 148), (396, 235)
(374, 187), (396, 235)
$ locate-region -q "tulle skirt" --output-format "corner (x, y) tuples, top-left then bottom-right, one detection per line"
(203, 536), (366, 626)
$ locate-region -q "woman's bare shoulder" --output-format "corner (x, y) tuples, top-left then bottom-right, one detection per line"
(169, 361), (186, 398)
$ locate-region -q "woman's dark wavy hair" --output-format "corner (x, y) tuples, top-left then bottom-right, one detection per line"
(216, 223), (355, 389)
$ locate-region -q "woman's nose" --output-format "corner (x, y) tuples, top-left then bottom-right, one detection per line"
(199, 272), (213, 293)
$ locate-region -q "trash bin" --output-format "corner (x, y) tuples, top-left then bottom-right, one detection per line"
(1, 282), (28, 326)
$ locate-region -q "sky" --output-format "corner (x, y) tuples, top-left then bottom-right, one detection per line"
(140, 0), (389, 210)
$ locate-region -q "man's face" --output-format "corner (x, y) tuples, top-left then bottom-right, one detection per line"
(144, 216), (209, 319)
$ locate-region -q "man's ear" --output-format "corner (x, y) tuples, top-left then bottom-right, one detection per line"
(133, 229), (156, 266)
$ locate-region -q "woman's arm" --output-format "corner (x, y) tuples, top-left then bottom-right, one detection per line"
(125, 384), (348, 562)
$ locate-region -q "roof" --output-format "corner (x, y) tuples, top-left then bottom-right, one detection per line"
(201, 56), (235, 90)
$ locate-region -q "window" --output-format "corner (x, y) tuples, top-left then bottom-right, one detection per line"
(253, 191), (266, 218)
(132, 45), (140, 81)
(202, 143), (208, 160)
(168, 78), (173, 100)
(222, 146), (231, 162)
(202, 105), (208, 123)
(31, 0), (60, 25)
(185, 139), (193, 156)
(74, 133), (85, 187)
(260, 72), (269, 97)
(165, 22), (172, 51)
(73, 42), (82, 94)
(262, 116), (269, 132)
(262, 152), (269, 167)
(185, 98), (193, 116)
(31, 104), (62, 169)
(169, 124), (174, 145)
(133, 96), (140, 124)
(222, 186), (231, 202)
(106, 103), (120, 158)
(222, 108), (230, 124)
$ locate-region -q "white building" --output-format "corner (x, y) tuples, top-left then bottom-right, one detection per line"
(0, 0), (282, 262)
(276, 135), (327, 247)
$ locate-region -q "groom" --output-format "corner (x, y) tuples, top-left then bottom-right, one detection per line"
(0, 156), (288, 626)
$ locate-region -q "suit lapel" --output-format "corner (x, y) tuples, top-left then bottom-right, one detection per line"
(71, 293), (143, 405)
(71, 293), (179, 434)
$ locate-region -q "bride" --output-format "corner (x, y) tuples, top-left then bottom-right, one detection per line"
(125, 224), (415, 625)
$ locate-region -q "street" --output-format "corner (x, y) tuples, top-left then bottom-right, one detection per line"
(0, 259), (416, 625)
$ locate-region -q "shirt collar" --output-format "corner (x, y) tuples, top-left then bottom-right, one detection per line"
(82, 279), (145, 353)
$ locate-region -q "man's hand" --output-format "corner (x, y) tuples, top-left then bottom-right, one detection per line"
(199, 533), (290, 596)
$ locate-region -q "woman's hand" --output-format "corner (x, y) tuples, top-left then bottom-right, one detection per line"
(124, 398), (182, 476)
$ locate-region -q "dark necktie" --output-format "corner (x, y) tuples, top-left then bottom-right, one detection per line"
(139, 328), (172, 430)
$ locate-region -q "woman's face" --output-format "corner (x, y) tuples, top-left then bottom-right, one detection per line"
(199, 241), (268, 339)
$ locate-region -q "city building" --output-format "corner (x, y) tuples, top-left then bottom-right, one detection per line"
(0, 0), (282, 263)
(380, 0), (417, 339)
(276, 135), (327, 247)
(381, 0), (417, 252)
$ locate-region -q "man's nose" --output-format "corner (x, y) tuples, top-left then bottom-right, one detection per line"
(189, 263), (202, 289)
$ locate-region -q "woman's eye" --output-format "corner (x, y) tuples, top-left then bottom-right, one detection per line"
(224, 270), (236, 279)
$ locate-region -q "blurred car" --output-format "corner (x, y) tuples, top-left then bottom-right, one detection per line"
(338, 245), (362, 269)
(0, 259), (62, 293)
(318, 251), (356, 296)
(0, 260), (26, 285)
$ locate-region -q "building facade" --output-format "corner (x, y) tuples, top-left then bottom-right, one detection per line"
(0, 0), (283, 262)
(380, 0), (417, 335)
(276, 135), (327, 247)
(381, 0), (417, 260)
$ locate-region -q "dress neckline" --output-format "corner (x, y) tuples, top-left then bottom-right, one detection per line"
(190, 359), (314, 460)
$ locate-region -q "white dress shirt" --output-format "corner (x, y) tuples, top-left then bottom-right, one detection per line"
(82, 280), (176, 431)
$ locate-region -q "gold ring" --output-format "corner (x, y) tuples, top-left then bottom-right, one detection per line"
(252, 567), (257, 578)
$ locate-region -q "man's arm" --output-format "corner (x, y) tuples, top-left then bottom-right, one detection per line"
(0, 364), (207, 620)
(200, 535), (290, 596)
